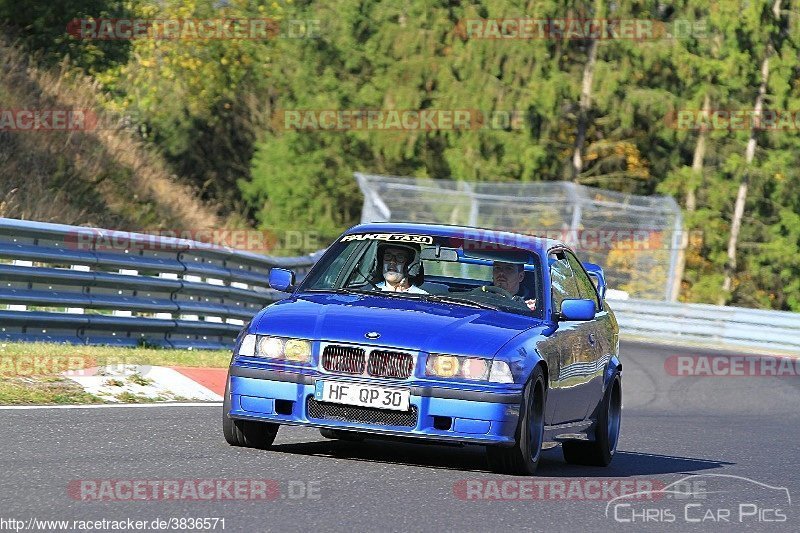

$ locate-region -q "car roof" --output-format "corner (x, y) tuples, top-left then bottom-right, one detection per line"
(344, 222), (567, 254)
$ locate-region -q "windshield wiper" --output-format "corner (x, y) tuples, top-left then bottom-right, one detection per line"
(305, 287), (369, 295)
(372, 290), (428, 300)
(305, 288), (499, 310)
(422, 294), (500, 311)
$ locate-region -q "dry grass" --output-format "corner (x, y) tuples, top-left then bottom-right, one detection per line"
(0, 377), (103, 405)
(0, 35), (221, 230)
(0, 341), (231, 368)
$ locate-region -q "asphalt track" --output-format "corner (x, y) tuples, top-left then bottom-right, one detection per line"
(1, 341), (799, 532)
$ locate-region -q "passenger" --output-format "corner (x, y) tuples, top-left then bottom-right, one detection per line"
(375, 244), (428, 294)
(492, 261), (537, 312)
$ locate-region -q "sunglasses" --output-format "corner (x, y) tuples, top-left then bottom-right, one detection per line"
(384, 252), (409, 263)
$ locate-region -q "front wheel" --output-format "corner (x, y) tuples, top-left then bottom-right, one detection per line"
(562, 372), (621, 466)
(486, 365), (546, 475)
(222, 378), (279, 449)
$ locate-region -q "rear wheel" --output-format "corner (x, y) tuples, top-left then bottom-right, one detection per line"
(562, 372), (621, 466)
(222, 378), (279, 449)
(486, 365), (546, 475)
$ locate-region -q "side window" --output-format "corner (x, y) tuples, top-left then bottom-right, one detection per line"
(549, 252), (581, 313)
(306, 244), (356, 289)
(566, 252), (601, 311)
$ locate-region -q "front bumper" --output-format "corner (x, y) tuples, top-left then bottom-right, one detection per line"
(227, 365), (522, 446)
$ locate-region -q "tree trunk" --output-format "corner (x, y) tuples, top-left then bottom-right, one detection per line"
(720, 0), (778, 304)
(671, 93), (710, 300)
(570, 0), (603, 180)
(687, 93), (710, 212)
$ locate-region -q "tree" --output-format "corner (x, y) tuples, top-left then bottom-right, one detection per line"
(721, 0), (785, 304)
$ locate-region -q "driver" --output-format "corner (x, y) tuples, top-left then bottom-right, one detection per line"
(375, 244), (428, 294)
(492, 261), (537, 312)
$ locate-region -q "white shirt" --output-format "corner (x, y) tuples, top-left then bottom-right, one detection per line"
(376, 281), (428, 294)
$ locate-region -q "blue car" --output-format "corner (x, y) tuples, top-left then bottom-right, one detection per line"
(223, 223), (621, 475)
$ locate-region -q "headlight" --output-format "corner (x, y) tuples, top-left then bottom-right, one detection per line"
(426, 355), (514, 382)
(258, 336), (285, 359)
(238, 334), (312, 363)
(284, 339), (312, 362)
(427, 355), (460, 377)
(426, 354), (490, 381)
(462, 358), (489, 380)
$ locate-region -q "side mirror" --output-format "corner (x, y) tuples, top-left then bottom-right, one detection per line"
(560, 299), (596, 321)
(269, 268), (295, 292)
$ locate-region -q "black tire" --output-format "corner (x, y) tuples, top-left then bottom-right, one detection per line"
(562, 372), (621, 466)
(222, 377), (279, 449)
(486, 365), (546, 475)
(319, 428), (366, 441)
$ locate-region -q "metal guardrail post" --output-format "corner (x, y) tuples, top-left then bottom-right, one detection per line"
(665, 209), (684, 302)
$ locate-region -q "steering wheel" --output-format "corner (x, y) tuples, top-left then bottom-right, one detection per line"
(470, 285), (515, 299)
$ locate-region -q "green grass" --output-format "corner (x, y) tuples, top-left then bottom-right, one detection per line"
(0, 341), (231, 369)
(0, 341), (231, 405)
(127, 373), (154, 386)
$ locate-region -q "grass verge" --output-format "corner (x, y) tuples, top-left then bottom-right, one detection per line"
(0, 342), (230, 405)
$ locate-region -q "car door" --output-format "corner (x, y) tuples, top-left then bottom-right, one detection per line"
(545, 251), (596, 423)
(565, 251), (609, 420)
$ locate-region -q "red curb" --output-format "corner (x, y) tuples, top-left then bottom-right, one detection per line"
(171, 367), (227, 396)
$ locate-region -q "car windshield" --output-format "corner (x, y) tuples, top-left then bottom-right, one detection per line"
(298, 232), (543, 318)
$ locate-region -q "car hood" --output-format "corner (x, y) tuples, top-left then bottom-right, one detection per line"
(251, 292), (538, 357)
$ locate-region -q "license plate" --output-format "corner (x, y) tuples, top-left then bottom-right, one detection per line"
(315, 380), (410, 411)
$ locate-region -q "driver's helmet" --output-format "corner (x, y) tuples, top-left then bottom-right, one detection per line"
(377, 242), (423, 282)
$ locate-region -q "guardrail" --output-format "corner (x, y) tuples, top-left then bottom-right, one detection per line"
(610, 298), (800, 354)
(2, 217), (798, 354)
(0, 218), (319, 349)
